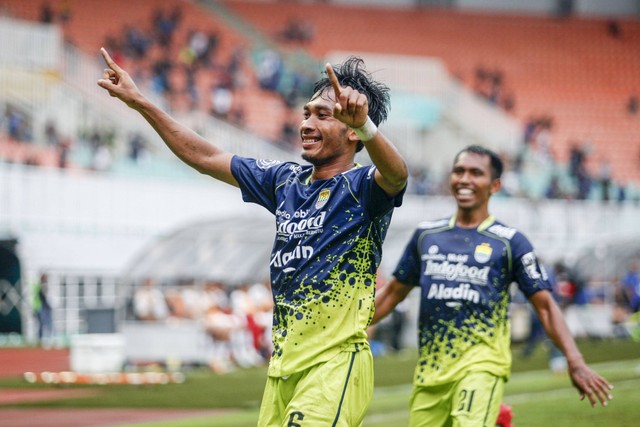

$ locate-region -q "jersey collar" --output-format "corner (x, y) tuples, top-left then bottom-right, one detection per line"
(304, 163), (362, 185)
(449, 214), (496, 231)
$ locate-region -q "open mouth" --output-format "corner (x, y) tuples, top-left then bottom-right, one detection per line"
(455, 188), (475, 201)
(301, 136), (321, 149)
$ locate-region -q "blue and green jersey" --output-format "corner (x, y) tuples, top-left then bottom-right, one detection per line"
(231, 156), (403, 377)
(393, 214), (551, 386)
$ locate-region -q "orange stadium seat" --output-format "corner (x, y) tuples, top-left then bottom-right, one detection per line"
(222, 1), (640, 184)
(0, 0), (290, 142)
(1, 0), (639, 182)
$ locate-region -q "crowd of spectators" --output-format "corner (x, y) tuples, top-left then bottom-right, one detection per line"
(131, 278), (273, 373)
(277, 17), (315, 45)
(1, 4), (319, 170)
(514, 257), (640, 370)
(101, 4), (251, 122)
(400, 59), (640, 203)
(39, 0), (72, 28)
(405, 137), (638, 204)
(472, 65), (516, 113)
(2, 5), (639, 203)
(0, 106), (73, 168)
(5, 107), (636, 205)
(101, 5), (319, 146)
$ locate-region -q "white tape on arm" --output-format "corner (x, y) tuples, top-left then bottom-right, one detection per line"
(352, 117), (378, 142)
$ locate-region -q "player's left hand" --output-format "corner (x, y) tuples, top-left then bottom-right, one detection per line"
(326, 63), (369, 129)
(97, 48), (143, 109)
(569, 362), (614, 407)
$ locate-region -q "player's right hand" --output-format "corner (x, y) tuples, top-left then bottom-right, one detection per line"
(96, 48), (142, 109)
(326, 63), (369, 129)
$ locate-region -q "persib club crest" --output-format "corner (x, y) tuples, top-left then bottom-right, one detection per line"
(315, 189), (330, 209)
(474, 243), (493, 263)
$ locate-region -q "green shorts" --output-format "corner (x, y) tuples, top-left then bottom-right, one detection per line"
(258, 344), (373, 427)
(409, 371), (504, 427)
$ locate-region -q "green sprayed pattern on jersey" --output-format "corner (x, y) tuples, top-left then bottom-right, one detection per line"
(415, 291), (511, 384)
(269, 234), (377, 376)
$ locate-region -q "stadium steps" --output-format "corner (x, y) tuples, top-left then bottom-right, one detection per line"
(222, 1), (640, 183)
(0, 0), (296, 147)
(0, 134), (64, 168)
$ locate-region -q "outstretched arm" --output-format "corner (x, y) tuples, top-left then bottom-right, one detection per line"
(372, 278), (413, 325)
(96, 48), (238, 186)
(529, 290), (614, 407)
(326, 64), (408, 197)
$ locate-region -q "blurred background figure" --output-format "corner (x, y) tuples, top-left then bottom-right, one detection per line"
(204, 290), (243, 374)
(132, 277), (169, 322)
(32, 272), (53, 347)
(622, 259), (640, 314)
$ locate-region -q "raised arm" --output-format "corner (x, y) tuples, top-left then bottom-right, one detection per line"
(96, 48), (237, 186)
(326, 64), (408, 197)
(529, 290), (614, 407)
(372, 277), (413, 325)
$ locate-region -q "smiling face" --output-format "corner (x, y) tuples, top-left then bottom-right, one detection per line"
(450, 151), (501, 214)
(300, 88), (357, 168)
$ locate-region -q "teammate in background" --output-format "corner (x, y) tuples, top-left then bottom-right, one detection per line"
(373, 145), (612, 426)
(98, 48), (407, 426)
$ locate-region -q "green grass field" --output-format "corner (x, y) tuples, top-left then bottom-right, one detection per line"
(1, 339), (638, 426)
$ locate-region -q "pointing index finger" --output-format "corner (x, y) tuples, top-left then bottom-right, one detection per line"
(100, 47), (121, 73)
(326, 63), (341, 98)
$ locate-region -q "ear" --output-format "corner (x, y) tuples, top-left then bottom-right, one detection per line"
(347, 128), (360, 144)
(490, 178), (502, 195)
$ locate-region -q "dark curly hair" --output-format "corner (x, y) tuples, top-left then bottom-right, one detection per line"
(313, 56), (391, 152)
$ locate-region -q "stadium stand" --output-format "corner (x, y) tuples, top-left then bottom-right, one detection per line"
(0, 134), (60, 167)
(2, 0), (639, 195)
(222, 0), (640, 184)
(0, 0), (298, 142)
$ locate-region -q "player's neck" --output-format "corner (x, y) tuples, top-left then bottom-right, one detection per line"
(455, 208), (490, 229)
(310, 159), (357, 182)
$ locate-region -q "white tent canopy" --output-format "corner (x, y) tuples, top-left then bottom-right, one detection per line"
(121, 196), (454, 286)
(123, 213), (276, 286)
(121, 194), (640, 287)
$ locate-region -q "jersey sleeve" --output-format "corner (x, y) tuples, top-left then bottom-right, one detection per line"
(511, 232), (552, 298)
(230, 156), (292, 214)
(392, 228), (422, 287)
(360, 165), (405, 218)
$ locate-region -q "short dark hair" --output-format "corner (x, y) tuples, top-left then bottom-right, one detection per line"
(313, 56), (391, 152)
(454, 145), (504, 180)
